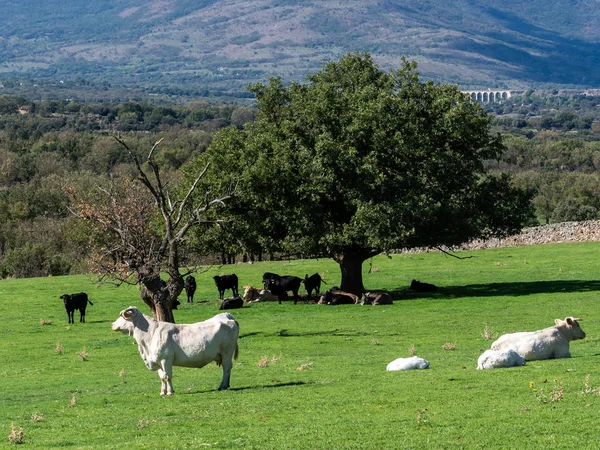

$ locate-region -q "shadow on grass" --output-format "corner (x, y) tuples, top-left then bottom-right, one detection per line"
(241, 329), (371, 339)
(390, 280), (600, 301)
(190, 381), (310, 394)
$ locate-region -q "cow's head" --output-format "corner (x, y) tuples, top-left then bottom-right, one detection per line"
(111, 306), (139, 333)
(555, 316), (586, 340)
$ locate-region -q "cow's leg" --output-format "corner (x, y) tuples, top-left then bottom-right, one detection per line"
(157, 368), (168, 396)
(159, 360), (174, 396)
(68, 310), (74, 323)
(218, 352), (234, 391)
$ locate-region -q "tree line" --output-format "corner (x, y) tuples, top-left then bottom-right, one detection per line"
(0, 69), (600, 280)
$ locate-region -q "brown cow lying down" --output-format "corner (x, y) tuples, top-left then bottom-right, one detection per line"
(242, 285), (279, 303)
(112, 307), (239, 396)
(490, 317), (586, 361)
(360, 292), (393, 305)
(318, 288), (360, 305)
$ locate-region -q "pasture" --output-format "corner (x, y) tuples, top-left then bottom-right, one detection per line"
(2, 242), (600, 448)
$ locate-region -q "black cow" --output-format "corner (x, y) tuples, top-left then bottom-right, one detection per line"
(261, 272), (279, 289)
(213, 274), (239, 300)
(302, 273), (325, 299)
(60, 292), (93, 323)
(185, 276), (197, 303)
(409, 279), (438, 292)
(219, 296), (244, 310)
(263, 273), (303, 304)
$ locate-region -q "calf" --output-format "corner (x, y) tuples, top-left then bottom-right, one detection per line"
(303, 273), (325, 299)
(60, 292), (93, 323)
(264, 273), (303, 304)
(477, 349), (525, 370)
(220, 296), (244, 310)
(361, 292), (393, 305)
(409, 279), (437, 292)
(213, 274), (239, 300)
(490, 317), (586, 361)
(185, 276), (197, 303)
(386, 356), (430, 371)
(111, 306), (239, 396)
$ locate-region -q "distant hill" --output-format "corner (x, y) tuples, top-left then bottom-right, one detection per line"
(1, 0), (599, 98)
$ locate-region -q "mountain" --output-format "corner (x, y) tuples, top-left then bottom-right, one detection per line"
(1, 0), (599, 98)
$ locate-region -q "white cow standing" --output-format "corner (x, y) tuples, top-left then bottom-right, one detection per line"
(490, 316), (585, 361)
(111, 306), (239, 396)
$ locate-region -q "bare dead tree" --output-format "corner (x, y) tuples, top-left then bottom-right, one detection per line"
(67, 137), (234, 322)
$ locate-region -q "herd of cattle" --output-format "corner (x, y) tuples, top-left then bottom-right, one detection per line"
(60, 272), (587, 396)
(189, 271), (415, 309)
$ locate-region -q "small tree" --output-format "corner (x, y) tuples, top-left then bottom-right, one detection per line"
(67, 138), (233, 322)
(188, 53), (533, 295)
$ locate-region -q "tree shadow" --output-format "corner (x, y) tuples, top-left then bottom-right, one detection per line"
(390, 280), (600, 301)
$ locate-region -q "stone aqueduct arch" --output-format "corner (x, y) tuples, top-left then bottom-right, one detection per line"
(461, 90), (512, 103)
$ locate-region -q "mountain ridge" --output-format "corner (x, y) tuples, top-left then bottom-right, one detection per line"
(1, 0), (599, 98)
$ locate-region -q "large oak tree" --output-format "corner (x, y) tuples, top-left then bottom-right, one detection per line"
(187, 53), (534, 295)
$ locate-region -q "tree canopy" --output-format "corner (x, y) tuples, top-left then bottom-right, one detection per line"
(188, 53), (535, 294)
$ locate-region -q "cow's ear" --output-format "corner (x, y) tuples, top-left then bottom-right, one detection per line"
(555, 318), (564, 325)
(122, 307), (136, 319)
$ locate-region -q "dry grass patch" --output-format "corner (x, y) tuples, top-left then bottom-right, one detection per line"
(408, 344), (416, 355)
(30, 413), (43, 423)
(39, 318), (51, 325)
(257, 355), (269, 368)
(296, 362), (313, 371)
(442, 338), (456, 350)
(7, 422), (24, 444)
(78, 347), (88, 361)
(55, 342), (63, 355)
(481, 323), (495, 340)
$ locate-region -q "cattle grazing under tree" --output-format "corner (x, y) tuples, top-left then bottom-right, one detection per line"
(60, 292), (93, 323)
(185, 276), (197, 303)
(303, 273), (325, 299)
(490, 317), (586, 361)
(263, 273), (303, 304)
(213, 274), (239, 300)
(111, 306), (239, 396)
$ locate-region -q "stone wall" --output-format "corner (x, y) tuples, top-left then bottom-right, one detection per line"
(396, 221), (600, 254)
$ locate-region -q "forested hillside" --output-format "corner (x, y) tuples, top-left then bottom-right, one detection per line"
(0, 89), (599, 278)
(1, 0), (600, 100)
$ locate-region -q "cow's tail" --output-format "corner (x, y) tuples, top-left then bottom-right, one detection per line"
(88, 300), (94, 306)
(234, 341), (239, 361)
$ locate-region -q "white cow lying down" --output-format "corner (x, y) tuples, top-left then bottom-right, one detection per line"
(386, 356), (430, 371)
(491, 316), (585, 361)
(112, 306), (239, 396)
(477, 349), (525, 370)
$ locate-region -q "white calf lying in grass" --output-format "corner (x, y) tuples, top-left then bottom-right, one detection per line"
(386, 356), (430, 371)
(477, 349), (525, 370)
(490, 316), (585, 361)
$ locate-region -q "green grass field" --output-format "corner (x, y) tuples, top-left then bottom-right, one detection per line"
(2, 242), (600, 449)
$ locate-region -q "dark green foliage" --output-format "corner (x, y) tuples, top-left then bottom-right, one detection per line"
(189, 53), (533, 293)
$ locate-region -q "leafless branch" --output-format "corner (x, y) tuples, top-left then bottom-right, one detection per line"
(435, 246), (474, 259)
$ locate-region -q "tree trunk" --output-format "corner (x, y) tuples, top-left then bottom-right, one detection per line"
(334, 252), (373, 296)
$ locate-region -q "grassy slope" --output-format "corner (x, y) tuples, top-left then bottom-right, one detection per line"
(2, 242), (600, 448)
